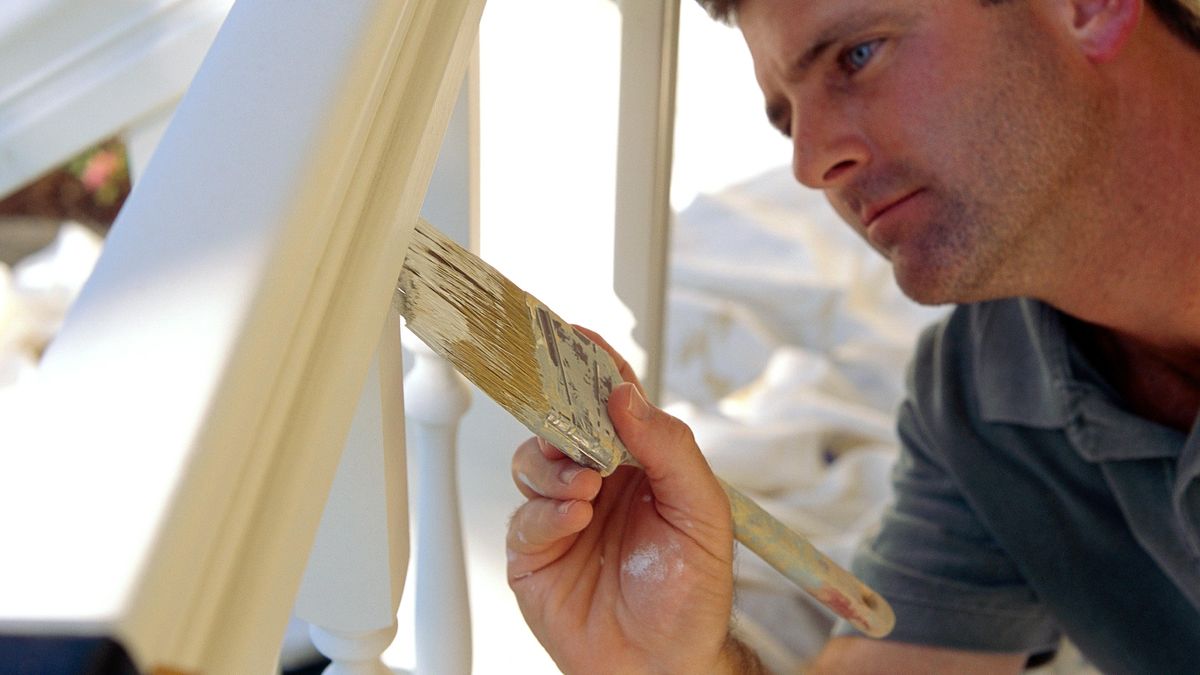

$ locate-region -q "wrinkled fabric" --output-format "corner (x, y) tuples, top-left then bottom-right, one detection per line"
(0, 222), (102, 392)
(663, 168), (948, 669)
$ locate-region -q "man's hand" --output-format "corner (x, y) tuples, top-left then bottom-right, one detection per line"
(506, 328), (753, 674)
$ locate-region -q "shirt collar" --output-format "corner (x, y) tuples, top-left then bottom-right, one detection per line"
(969, 298), (1200, 557)
(974, 299), (1072, 429)
(973, 299), (1187, 462)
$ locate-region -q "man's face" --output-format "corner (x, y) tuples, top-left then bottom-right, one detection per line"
(738, 0), (1107, 305)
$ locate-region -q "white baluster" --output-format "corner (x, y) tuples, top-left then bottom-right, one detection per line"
(296, 307), (410, 675)
(402, 330), (473, 675)
(309, 624), (398, 675)
(612, 0), (680, 402)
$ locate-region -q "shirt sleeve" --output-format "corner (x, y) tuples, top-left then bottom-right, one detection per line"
(831, 358), (1062, 654)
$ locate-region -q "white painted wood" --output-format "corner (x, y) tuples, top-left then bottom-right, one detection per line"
(397, 53), (478, 675)
(295, 306), (409, 674)
(122, 104), (177, 182)
(293, 63), (477, 673)
(310, 623), (399, 675)
(420, 60), (479, 250)
(0, 0), (232, 197)
(0, 1), (485, 673)
(612, 0), (681, 402)
(403, 334), (473, 675)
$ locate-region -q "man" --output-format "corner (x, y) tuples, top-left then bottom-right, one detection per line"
(506, 0), (1200, 672)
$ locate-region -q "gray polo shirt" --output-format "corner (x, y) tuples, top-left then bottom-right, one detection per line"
(834, 298), (1200, 673)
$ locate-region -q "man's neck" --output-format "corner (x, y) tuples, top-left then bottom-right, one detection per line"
(1036, 14), (1200, 372)
(1029, 15), (1200, 430)
(1073, 322), (1200, 432)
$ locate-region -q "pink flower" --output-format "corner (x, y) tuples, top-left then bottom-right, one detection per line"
(80, 150), (119, 192)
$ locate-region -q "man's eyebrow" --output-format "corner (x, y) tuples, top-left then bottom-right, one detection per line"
(790, 34), (837, 81)
(788, 9), (914, 80)
(762, 9), (916, 135)
(759, 19), (856, 134)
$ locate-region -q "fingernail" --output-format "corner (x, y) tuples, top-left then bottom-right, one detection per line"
(517, 472), (539, 495)
(560, 465), (583, 485)
(627, 385), (651, 420)
(557, 500), (575, 515)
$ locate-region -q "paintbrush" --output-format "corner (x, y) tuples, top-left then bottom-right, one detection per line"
(396, 217), (895, 638)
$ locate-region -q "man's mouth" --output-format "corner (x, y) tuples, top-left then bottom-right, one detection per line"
(862, 189), (923, 229)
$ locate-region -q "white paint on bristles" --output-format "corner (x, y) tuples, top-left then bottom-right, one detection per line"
(398, 218), (631, 477)
(399, 221), (544, 422)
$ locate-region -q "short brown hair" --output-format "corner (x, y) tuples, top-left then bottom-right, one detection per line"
(1148, 0), (1200, 47)
(694, 0), (735, 24)
(695, 0), (1200, 49)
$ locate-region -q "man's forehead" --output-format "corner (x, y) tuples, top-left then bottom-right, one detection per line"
(739, 0), (913, 45)
(739, 0), (921, 71)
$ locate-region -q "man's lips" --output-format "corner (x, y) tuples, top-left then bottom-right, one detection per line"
(862, 189), (923, 228)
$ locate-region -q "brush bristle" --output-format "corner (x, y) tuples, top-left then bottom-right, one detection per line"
(398, 218), (630, 475)
(397, 220), (549, 421)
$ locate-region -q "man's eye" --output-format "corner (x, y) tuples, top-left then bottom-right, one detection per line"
(841, 39), (883, 73)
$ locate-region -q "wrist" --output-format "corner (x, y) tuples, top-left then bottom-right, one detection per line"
(715, 636), (766, 675)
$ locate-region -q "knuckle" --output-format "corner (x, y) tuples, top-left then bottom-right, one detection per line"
(662, 413), (697, 448)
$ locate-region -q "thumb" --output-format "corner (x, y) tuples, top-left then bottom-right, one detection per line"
(607, 382), (731, 542)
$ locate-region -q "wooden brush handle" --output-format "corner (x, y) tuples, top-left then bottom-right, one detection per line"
(719, 478), (895, 638)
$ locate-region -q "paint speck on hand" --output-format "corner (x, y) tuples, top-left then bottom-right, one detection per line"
(642, 493), (652, 503)
(622, 543), (666, 583)
(622, 541), (684, 584)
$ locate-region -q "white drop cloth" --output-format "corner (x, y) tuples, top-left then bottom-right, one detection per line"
(0, 222), (103, 391)
(662, 166), (944, 668)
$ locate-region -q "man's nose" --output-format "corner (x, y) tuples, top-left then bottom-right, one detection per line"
(790, 105), (870, 190)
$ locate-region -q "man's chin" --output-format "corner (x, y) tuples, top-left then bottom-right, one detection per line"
(892, 263), (987, 307)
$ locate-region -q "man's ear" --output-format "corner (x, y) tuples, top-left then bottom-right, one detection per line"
(1065, 0), (1142, 62)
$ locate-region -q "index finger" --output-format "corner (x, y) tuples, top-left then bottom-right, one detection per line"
(572, 324), (645, 395)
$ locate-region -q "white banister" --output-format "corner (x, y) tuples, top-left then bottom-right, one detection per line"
(295, 306), (409, 675)
(0, 0), (485, 671)
(612, 0), (681, 402)
(309, 624), (399, 675)
(392, 55), (477, 674)
(403, 331), (473, 675)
